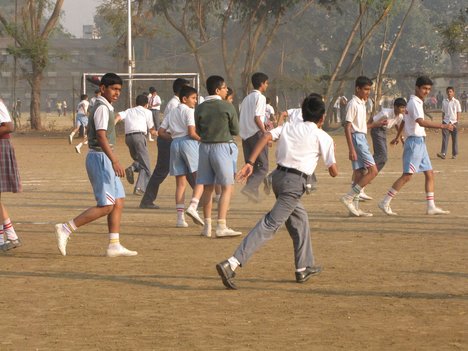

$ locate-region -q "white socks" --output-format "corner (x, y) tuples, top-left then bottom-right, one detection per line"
(108, 232), (120, 248)
(227, 256), (240, 271)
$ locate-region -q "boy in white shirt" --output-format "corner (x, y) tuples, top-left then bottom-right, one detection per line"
(216, 93), (338, 289)
(437, 86), (461, 159)
(69, 94), (89, 154)
(378, 76), (453, 216)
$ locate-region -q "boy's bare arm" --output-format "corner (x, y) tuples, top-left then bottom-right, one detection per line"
(254, 115), (267, 134)
(0, 122), (14, 136)
(416, 118), (454, 131)
(157, 127), (172, 140)
(187, 125), (201, 141)
(96, 130), (124, 177)
(390, 121), (405, 145)
(344, 122), (357, 161)
(328, 163), (338, 177)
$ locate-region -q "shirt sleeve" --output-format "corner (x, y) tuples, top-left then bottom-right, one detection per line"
(409, 100), (424, 120)
(255, 95), (267, 118)
(160, 115), (169, 129)
(118, 110), (127, 120)
(318, 131), (336, 167)
(456, 100), (462, 112)
(269, 125), (284, 141)
(372, 110), (384, 122)
(94, 105), (109, 130)
(345, 100), (357, 123)
(146, 110), (154, 129)
(0, 101), (11, 123)
(185, 108), (195, 127)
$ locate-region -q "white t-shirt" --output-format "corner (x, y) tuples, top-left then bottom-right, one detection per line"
(160, 104), (195, 139)
(93, 96), (115, 131)
(404, 95), (426, 137)
(286, 108), (303, 123)
(345, 95), (368, 134)
(77, 100), (89, 116)
(442, 98), (461, 124)
(164, 96), (180, 116)
(148, 93), (161, 110)
(265, 104), (275, 123)
(239, 90), (267, 139)
(0, 99), (12, 123)
(119, 105), (154, 135)
(372, 108), (403, 129)
(270, 121), (336, 175)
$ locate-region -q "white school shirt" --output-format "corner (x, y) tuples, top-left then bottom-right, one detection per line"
(269, 121), (336, 175)
(442, 97), (461, 124)
(160, 104), (195, 139)
(286, 108), (303, 123)
(93, 96), (115, 131)
(148, 93), (161, 110)
(89, 96), (98, 108)
(0, 99), (12, 123)
(265, 104), (275, 123)
(164, 96), (180, 116)
(77, 100), (89, 115)
(119, 105), (154, 135)
(403, 95), (426, 137)
(345, 95), (368, 134)
(372, 108), (403, 129)
(239, 90), (267, 140)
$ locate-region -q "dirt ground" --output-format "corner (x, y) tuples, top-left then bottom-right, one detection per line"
(0, 118), (467, 350)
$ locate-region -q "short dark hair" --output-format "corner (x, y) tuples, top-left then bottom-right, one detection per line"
(206, 75), (225, 95)
(100, 73), (123, 87)
(80, 94), (88, 100)
(179, 85), (198, 100)
(136, 94), (148, 106)
(446, 86), (454, 92)
(173, 78), (190, 94)
(251, 72), (269, 89)
(94, 89), (100, 94)
(393, 98), (407, 107)
(355, 76), (373, 88)
(149, 86), (156, 93)
(302, 93), (325, 123)
(226, 87), (234, 99)
(415, 76), (433, 87)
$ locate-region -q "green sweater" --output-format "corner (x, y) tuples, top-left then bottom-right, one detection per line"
(195, 99), (239, 142)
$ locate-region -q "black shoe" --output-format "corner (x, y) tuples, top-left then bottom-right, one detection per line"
(295, 266), (322, 283)
(125, 167), (135, 184)
(139, 203), (160, 209)
(216, 260), (237, 290)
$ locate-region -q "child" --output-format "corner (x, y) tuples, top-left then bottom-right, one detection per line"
(340, 76), (384, 217)
(378, 76), (453, 216)
(369, 98), (407, 172)
(158, 86), (204, 228)
(0, 98), (22, 252)
(147, 87), (161, 142)
(117, 94), (156, 195)
(55, 73), (137, 257)
(265, 97), (275, 130)
(239, 72), (269, 203)
(195, 75), (241, 238)
(437, 86), (461, 160)
(216, 93), (338, 289)
(69, 94), (89, 154)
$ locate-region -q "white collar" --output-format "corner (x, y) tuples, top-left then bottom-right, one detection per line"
(96, 95), (114, 111)
(204, 95), (222, 101)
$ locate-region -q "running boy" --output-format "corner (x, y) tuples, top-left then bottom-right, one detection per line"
(195, 75), (241, 238)
(437, 86), (461, 160)
(158, 86), (204, 228)
(55, 73), (137, 257)
(69, 94), (89, 154)
(378, 76), (453, 216)
(216, 93), (338, 289)
(0, 98), (22, 252)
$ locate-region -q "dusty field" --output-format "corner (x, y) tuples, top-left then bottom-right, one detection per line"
(0, 121), (467, 350)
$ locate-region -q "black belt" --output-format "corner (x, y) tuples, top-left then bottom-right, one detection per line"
(276, 165), (308, 180)
(126, 132), (146, 136)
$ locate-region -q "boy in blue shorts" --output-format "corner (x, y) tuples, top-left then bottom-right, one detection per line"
(69, 94), (89, 154)
(378, 76), (453, 216)
(216, 93), (338, 289)
(340, 76), (385, 217)
(55, 73), (137, 257)
(195, 75), (241, 238)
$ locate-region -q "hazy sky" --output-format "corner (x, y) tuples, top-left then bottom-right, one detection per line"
(62, 0), (102, 37)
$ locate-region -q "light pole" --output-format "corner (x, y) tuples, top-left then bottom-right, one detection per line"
(127, 0), (133, 106)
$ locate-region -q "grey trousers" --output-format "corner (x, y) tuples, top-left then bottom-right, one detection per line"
(371, 127), (387, 172)
(441, 122), (458, 156)
(233, 169), (315, 269)
(242, 131), (269, 196)
(150, 109), (160, 130)
(125, 133), (152, 192)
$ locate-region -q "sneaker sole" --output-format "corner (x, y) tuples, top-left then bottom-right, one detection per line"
(216, 232), (242, 238)
(185, 210), (204, 226)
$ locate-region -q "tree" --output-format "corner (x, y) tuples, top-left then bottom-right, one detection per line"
(0, 0), (64, 130)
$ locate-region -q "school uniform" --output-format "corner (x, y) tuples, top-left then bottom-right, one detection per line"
(119, 105), (154, 192)
(76, 100), (90, 128)
(440, 97), (461, 157)
(233, 119), (336, 269)
(370, 108), (403, 171)
(148, 93), (162, 129)
(0, 100), (21, 193)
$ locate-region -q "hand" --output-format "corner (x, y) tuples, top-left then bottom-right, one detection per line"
(235, 164), (254, 183)
(349, 150), (357, 161)
(446, 124), (454, 131)
(390, 137), (399, 145)
(376, 118), (388, 127)
(112, 160), (125, 177)
(267, 140), (273, 147)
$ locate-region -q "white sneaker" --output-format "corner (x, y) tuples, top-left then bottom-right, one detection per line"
(350, 208), (373, 217)
(378, 201), (398, 216)
(427, 207), (450, 215)
(341, 196), (360, 216)
(75, 145), (81, 154)
(200, 226), (212, 238)
(185, 207), (204, 226)
(68, 135), (73, 144)
(106, 244), (138, 257)
(216, 227), (242, 238)
(359, 190), (373, 201)
(55, 223), (69, 256)
(148, 136), (154, 142)
(176, 219), (189, 228)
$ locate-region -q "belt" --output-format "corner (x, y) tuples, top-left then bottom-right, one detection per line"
(126, 132), (146, 136)
(276, 165), (308, 180)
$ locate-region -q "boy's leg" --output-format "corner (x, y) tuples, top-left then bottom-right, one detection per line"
(0, 202), (21, 250)
(424, 170), (450, 215)
(452, 126), (458, 158)
(201, 185), (214, 236)
(439, 126), (449, 158)
(217, 185), (232, 220)
(175, 175), (188, 227)
(371, 128), (388, 172)
(106, 198), (137, 257)
(132, 136), (152, 193)
(241, 132), (268, 201)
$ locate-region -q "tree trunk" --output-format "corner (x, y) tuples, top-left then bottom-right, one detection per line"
(29, 67), (42, 130)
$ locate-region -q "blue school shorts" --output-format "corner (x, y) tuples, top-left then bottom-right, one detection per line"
(197, 142), (235, 185)
(86, 150), (125, 206)
(169, 136), (199, 176)
(402, 136), (432, 174)
(75, 114), (89, 128)
(230, 141), (238, 174)
(351, 132), (376, 170)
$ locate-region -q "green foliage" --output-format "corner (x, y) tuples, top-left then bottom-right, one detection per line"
(437, 9), (468, 55)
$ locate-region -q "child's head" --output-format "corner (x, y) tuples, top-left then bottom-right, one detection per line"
(206, 75), (227, 98)
(354, 76), (373, 101)
(225, 87), (234, 103)
(94, 89), (101, 96)
(136, 94), (149, 107)
(173, 78), (190, 95)
(266, 97), (271, 105)
(415, 76), (433, 99)
(446, 86), (455, 98)
(393, 97), (407, 115)
(80, 94), (88, 101)
(99, 73), (123, 104)
(302, 93), (325, 124)
(179, 86), (198, 108)
(251, 72), (269, 92)
(149, 86), (157, 95)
